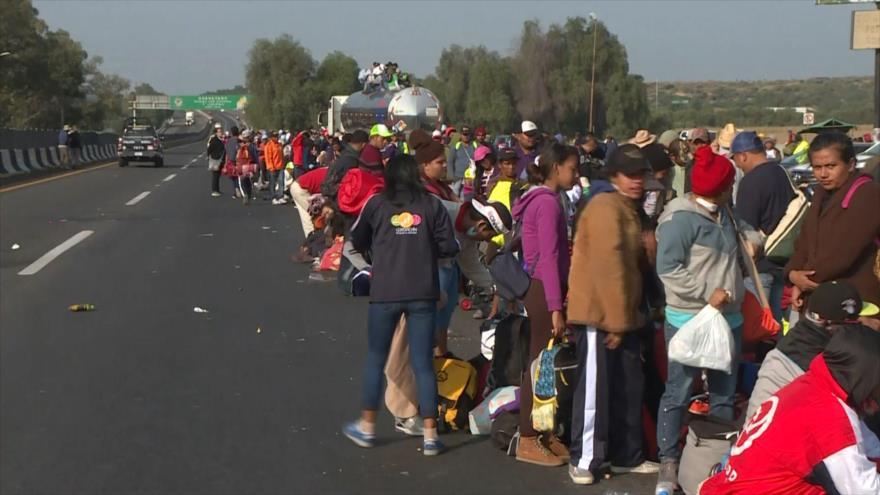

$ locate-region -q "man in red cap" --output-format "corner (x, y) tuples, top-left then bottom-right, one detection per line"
(474, 126), (488, 147)
(653, 146), (763, 495)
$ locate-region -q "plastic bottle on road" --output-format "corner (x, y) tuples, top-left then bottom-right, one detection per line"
(68, 304), (95, 312)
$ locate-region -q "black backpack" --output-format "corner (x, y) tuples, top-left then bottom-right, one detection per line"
(552, 340), (578, 444)
(488, 314), (531, 389)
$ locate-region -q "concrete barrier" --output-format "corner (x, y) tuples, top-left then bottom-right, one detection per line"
(0, 120), (210, 176)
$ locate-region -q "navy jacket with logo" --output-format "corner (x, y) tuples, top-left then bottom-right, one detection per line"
(351, 191), (459, 302)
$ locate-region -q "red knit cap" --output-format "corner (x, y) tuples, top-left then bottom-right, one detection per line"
(691, 146), (735, 197)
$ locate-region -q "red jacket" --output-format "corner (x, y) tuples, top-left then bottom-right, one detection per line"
(700, 355), (880, 495)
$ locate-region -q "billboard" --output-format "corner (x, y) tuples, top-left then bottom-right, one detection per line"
(168, 95), (249, 110)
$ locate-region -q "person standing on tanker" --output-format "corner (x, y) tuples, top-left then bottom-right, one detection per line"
(342, 154), (459, 456)
(510, 142), (577, 467)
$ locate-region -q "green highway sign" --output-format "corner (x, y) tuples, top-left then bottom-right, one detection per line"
(816, 0), (877, 4)
(168, 94), (249, 110)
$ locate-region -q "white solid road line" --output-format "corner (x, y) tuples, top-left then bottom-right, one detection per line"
(163, 173), (177, 182)
(18, 230), (95, 276)
(125, 191), (151, 206)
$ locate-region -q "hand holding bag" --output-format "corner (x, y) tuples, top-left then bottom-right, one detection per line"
(668, 305), (735, 374)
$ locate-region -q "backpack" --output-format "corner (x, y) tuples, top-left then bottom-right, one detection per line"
(678, 414), (741, 495)
(553, 340), (578, 443)
(490, 411), (519, 451)
(529, 340), (563, 432)
(434, 357), (478, 432)
(487, 221), (535, 301)
(488, 314), (531, 389)
(763, 166), (809, 263)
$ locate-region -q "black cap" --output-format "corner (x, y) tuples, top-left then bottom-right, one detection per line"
(350, 130), (369, 144)
(807, 281), (878, 323)
(604, 144), (651, 175)
(497, 148), (517, 161)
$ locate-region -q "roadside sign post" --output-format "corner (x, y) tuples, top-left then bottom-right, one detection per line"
(803, 112), (816, 126)
(819, 0), (880, 132)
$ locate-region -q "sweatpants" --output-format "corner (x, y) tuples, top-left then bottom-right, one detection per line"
(569, 327), (646, 471)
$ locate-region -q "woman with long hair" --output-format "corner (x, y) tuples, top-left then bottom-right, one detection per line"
(510, 142), (578, 467)
(343, 154), (459, 456)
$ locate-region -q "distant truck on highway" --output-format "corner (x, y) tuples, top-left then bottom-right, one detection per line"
(318, 86), (443, 135)
(185, 111), (194, 126)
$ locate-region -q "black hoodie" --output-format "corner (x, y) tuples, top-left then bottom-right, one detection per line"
(823, 325), (880, 408)
(351, 190), (459, 302)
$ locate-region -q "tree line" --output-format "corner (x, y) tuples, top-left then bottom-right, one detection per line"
(0, 0), (169, 132)
(244, 17), (655, 139)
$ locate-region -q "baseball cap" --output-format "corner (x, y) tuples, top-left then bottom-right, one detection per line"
(370, 124), (393, 138)
(730, 131), (764, 154)
(604, 144), (652, 175)
(475, 126), (487, 138)
(350, 130), (369, 144)
(521, 120), (539, 137)
(470, 198), (512, 235)
(474, 145), (493, 162)
(498, 148), (517, 161)
(460, 125), (472, 136)
(807, 281), (879, 323)
(431, 129), (442, 140)
(689, 128), (710, 143)
(214, 123), (222, 129)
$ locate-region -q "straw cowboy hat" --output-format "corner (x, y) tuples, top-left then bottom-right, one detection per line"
(628, 129), (656, 148)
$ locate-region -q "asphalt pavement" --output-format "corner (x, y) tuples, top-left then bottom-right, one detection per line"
(0, 130), (655, 494)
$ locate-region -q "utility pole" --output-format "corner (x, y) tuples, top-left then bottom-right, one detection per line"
(655, 80), (660, 110)
(588, 13), (598, 134)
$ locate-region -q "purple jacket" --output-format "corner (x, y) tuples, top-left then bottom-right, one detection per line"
(511, 186), (570, 312)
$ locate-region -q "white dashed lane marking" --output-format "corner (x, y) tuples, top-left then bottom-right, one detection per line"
(125, 191), (151, 206)
(18, 230), (95, 276)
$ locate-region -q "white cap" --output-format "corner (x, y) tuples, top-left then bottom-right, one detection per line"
(432, 130), (442, 138)
(521, 120), (538, 134)
(214, 123), (222, 129)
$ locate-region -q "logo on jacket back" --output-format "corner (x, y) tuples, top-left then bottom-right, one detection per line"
(391, 212), (422, 235)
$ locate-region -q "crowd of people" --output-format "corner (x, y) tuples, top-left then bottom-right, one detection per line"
(207, 116), (880, 494)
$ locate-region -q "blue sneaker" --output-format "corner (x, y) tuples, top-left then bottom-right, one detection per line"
(423, 438), (445, 456)
(343, 421), (375, 448)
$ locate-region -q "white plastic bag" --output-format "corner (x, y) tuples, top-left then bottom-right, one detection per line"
(668, 305), (735, 374)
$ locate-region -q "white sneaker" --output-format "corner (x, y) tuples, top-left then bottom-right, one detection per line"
(568, 464), (596, 485)
(394, 416), (423, 436)
(271, 198), (280, 205)
(211, 192), (221, 197)
(612, 460), (661, 474)
(277, 197), (288, 204)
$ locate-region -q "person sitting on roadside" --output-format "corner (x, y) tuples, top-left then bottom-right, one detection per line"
(785, 132), (880, 324)
(746, 280), (880, 419)
(342, 154), (459, 456)
(699, 326), (880, 495)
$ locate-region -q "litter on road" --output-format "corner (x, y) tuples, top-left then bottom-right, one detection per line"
(11, 243), (20, 250)
(68, 304), (95, 312)
(193, 307), (209, 313)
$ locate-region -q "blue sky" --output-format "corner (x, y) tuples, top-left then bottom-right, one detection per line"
(34, 0), (876, 94)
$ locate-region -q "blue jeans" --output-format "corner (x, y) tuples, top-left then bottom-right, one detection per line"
(436, 262), (459, 331)
(744, 271), (784, 325)
(362, 300), (438, 419)
(657, 321), (742, 461)
(269, 169), (284, 200)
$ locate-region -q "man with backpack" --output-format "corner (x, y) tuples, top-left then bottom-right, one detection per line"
(732, 131), (798, 324)
(320, 130), (368, 206)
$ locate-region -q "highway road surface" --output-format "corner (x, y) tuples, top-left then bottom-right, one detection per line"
(0, 119), (655, 494)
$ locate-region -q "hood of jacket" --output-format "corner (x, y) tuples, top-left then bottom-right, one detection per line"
(511, 185), (557, 221)
(822, 325), (880, 407)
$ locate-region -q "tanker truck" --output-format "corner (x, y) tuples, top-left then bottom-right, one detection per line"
(318, 86), (443, 135)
